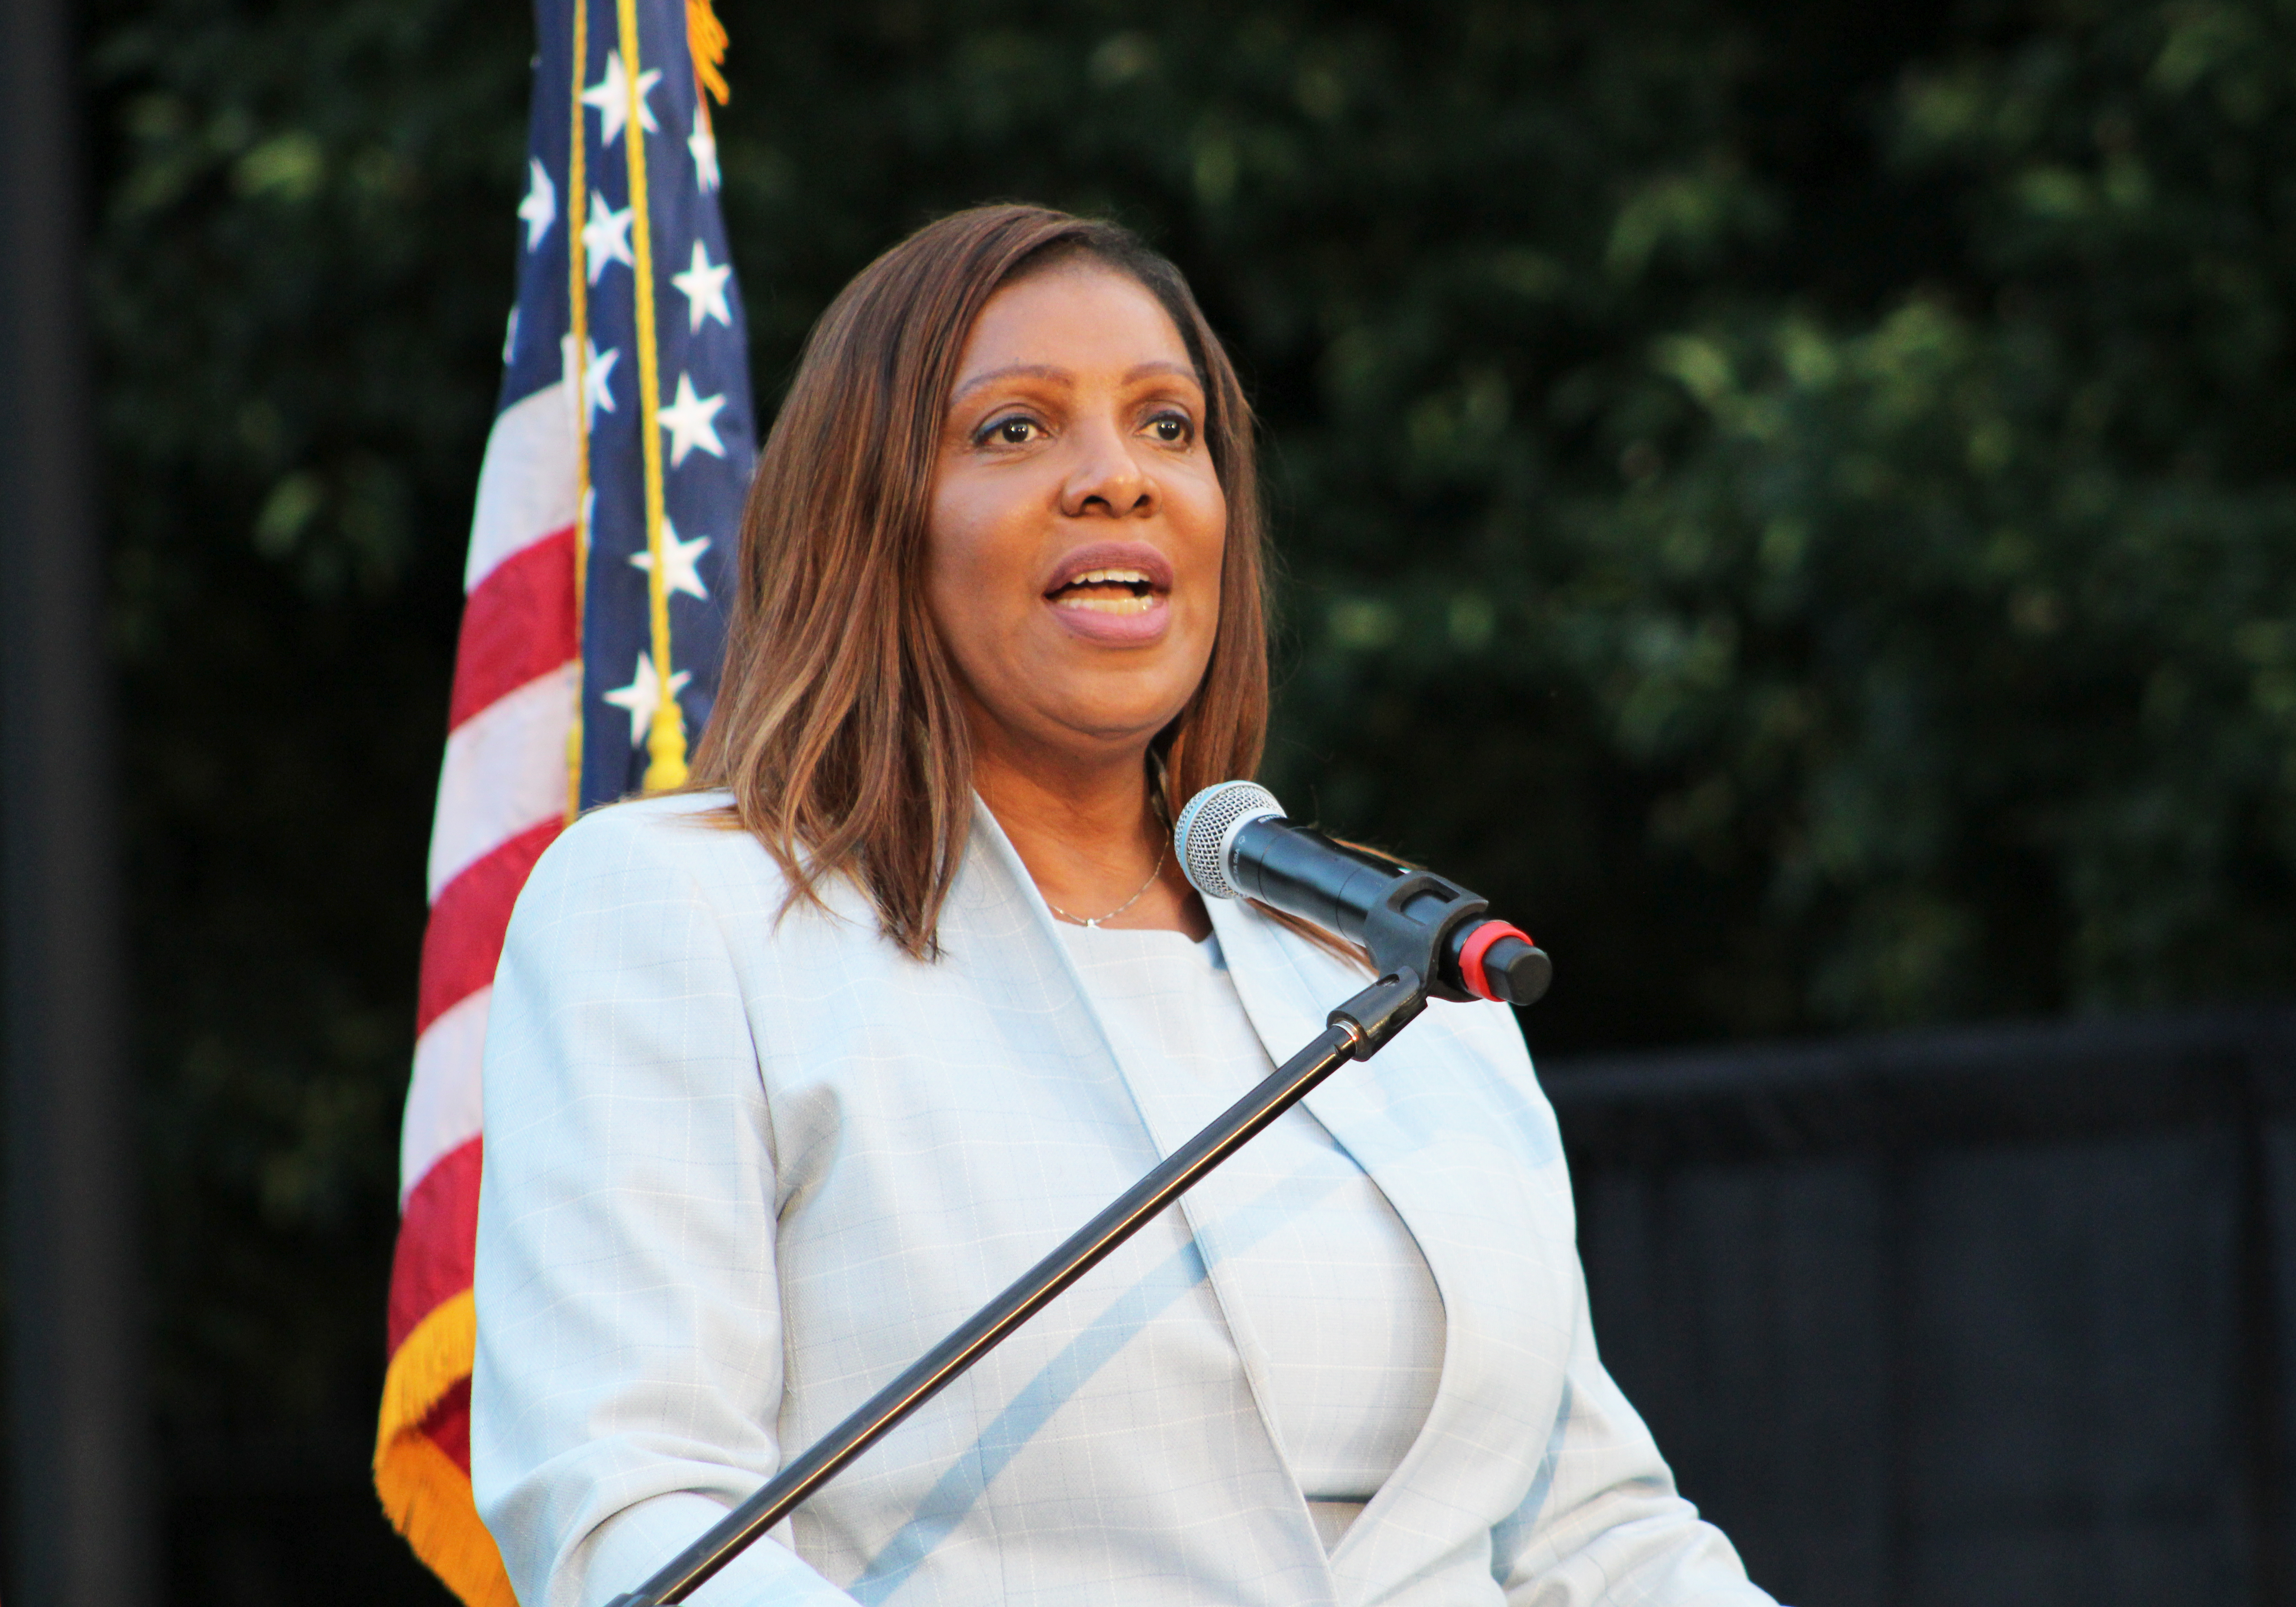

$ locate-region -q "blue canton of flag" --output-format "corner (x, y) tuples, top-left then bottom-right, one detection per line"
(508, 0), (753, 809)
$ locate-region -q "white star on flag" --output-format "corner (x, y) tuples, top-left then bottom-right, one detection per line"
(670, 241), (734, 334)
(627, 517), (712, 600)
(581, 50), (660, 149)
(583, 192), (634, 284)
(517, 158), (556, 250)
(658, 374), (728, 466)
(601, 652), (692, 749)
(689, 118), (721, 193)
(582, 338), (620, 428)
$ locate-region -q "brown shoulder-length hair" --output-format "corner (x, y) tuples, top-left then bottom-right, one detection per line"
(690, 204), (1269, 957)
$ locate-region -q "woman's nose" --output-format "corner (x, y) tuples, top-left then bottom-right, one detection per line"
(1060, 418), (1157, 519)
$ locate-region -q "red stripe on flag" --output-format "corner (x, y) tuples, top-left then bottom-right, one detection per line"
(420, 1377), (475, 1477)
(447, 527), (578, 732)
(417, 820), (560, 1037)
(388, 1135), (483, 1355)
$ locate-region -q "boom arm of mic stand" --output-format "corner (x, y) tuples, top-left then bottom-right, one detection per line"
(602, 969), (1430, 1607)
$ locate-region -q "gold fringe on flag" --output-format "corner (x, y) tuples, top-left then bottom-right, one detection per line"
(373, 1291), (519, 1607)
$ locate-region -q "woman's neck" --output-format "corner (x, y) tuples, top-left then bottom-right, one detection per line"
(970, 735), (1209, 938)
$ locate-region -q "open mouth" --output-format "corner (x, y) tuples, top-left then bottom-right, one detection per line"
(1040, 543), (1175, 642)
(1047, 567), (1161, 615)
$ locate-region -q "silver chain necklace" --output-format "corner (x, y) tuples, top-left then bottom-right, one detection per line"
(1045, 842), (1168, 929)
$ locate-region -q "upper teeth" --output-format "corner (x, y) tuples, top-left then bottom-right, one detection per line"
(1068, 568), (1149, 586)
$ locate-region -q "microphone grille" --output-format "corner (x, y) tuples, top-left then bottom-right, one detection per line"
(1174, 781), (1282, 901)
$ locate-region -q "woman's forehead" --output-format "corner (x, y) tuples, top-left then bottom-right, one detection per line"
(954, 264), (1198, 389)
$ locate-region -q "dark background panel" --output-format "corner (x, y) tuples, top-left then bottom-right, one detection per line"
(1561, 1012), (2296, 1607)
(1896, 1136), (2244, 1605)
(1577, 1158), (1892, 1606)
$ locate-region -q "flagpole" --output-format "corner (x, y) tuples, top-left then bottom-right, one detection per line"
(0, 0), (157, 1596)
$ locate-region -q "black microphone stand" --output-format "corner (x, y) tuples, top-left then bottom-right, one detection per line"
(607, 881), (1536, 1607)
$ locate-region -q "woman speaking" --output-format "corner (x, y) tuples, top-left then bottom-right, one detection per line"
(470, 205), (1774, 1607)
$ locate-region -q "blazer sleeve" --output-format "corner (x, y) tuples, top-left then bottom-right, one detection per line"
(1489, 1260), (1775, 1607)
(469, 806), (857, 1607)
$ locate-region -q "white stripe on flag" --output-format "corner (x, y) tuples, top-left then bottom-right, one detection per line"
(400, 985), (492, 1203)
(426, 662), (577, 903)
(464, 377), (580, 595)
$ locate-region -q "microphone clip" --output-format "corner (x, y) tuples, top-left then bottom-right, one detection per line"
(1349, 866), (1552, 1023)
(1357, 868), (1489, 1007)
(1321, 870), (1488, 1057)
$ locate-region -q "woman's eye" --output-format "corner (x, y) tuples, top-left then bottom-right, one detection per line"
(1147, 412), (1193, 444)
(983, 416), (1040, 446)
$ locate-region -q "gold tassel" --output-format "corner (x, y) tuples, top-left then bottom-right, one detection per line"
(686, 0), (730, 104)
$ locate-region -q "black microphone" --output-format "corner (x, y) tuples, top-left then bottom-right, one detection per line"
(1174, 782), (1551, 1007)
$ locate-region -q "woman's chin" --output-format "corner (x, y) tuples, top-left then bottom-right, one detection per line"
(1044, 593), (1171, 647)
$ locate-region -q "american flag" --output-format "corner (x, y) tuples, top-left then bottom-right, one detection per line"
(373, 0), (753, 1594)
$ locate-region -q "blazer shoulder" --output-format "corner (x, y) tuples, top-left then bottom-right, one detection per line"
(540, 789), (772, 883)
(513, 791), (807, 929)
(523, 791), (890, 964)
(1444, 992), (1540, 1080)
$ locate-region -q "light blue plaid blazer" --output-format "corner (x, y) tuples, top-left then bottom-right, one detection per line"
(471, 792), (1773, 1607)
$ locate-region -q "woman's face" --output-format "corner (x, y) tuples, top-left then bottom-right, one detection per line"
(926, 261), (1227, 772)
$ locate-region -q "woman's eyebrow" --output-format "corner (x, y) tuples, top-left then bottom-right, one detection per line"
(951, 363), (1069, 402)
(1126, 360), (1202, 387)
(950, 359), (1203, 404)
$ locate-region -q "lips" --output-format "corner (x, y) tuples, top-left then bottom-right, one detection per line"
(1042, 540), (1175, 645)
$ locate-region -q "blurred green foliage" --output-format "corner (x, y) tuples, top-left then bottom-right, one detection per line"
(75, 0), (2296, 1591)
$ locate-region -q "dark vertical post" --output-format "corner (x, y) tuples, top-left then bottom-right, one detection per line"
(1879, 1150), (1915, 1607)
(0, 0), (157, 1598)
(2238, 1045), (2292, 1607)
